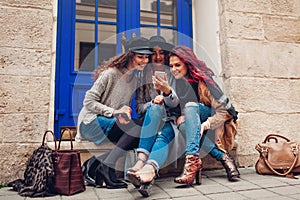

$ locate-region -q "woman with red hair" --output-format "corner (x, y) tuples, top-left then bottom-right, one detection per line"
(169, 46), (240, 185)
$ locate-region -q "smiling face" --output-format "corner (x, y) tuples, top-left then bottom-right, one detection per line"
(169, 55), (188, 79)
(151, 46), (165, 66)
(131, 54), (150, 71)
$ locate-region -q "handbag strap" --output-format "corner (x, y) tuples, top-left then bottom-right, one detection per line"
(57, 128), (74, 150)
(261, 144), (299, 177)
(263, 134), (290, 143)
(42, 130), (57, 150)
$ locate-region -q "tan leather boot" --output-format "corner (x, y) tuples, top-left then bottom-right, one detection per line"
(174, 155), (202, 185)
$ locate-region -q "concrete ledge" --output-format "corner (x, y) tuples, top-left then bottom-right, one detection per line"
(47, 141), (238, 177)
(47, 141), (115, 165)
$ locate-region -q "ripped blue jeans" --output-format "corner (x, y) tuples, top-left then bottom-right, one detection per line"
(178, 102), (224, 161)
(137, 104), (176, 168)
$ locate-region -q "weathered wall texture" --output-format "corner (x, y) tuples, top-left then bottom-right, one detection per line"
(0, 0), (53, 184)
(218, 0), (300, 167)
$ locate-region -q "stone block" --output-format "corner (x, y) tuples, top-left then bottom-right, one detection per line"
(0, 75), (50, 113)
(1, 113), (48, 143)
(226, 78), (300, 114)
(0, 7), (52, 49)
(0, 143), (39, 185)
(223, 0), (270, 14)
(269, 0), (300, 17)
(238, 154), (258, 168)
(223, 0), (300, 17)
(263, 15), (300, 43)
(224, 12), (264, 40)
(0, 47), (51, 76)
(222, 39), (300, 78)
(0, 0), (52, 9)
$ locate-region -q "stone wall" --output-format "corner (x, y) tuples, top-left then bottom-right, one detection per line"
(218, 0), (300, 167)
(0, 0), (53, 184)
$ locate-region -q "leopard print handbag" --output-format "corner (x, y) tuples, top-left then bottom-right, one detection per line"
(8, 130), (57, 197)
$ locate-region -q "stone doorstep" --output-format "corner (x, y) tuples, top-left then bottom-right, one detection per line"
(47, 141), (238, 178)
(47, 141), (114, 165)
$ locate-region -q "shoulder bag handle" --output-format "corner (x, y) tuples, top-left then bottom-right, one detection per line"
(261, 151), (298, 177)
(42, 130), (57, 150)
(263, 134), (290, 143)
(57, 128), (74, 150)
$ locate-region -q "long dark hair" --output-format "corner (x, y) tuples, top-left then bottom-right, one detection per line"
(169, 46), (215, 85)
(93, 51), (135, 81)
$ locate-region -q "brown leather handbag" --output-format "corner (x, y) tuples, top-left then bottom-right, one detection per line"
(52, 129), (86, 195)
(255, 134), (300, 178)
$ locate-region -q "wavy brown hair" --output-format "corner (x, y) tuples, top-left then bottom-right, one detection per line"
(93, 51), (135, 81)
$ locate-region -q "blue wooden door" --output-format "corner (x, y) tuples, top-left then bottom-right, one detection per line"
(54, 0), (193, 138)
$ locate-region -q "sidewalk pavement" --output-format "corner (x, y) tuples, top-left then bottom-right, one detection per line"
(1, 167), (299, 200)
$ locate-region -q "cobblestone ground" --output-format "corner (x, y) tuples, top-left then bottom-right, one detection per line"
(1, 167), (300, 200)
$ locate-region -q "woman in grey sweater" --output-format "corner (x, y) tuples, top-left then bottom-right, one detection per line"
(76, 37), (153, 189)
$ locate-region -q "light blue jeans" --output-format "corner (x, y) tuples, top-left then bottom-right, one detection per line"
(80, 115), (116, 145)
(137, 104), (175, 168)
(178, 102), (224, 161)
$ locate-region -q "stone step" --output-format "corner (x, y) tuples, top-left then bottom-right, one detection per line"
(47, 140), (113, 165)
(47, 127), (238, 177)
(47, 140), (237, 177)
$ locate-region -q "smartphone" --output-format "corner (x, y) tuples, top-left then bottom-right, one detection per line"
(155, 71), (166, 79)
(119, 113), (131, 121)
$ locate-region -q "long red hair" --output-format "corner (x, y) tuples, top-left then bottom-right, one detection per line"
(169, 46), (215, 85)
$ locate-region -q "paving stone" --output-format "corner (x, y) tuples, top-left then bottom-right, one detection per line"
(267, 186), (300, 196)
(0, 168), (299, 200)
(237, 189), (278, 199)
(194, 183), (232, 195)
(206, 192), (249, 200)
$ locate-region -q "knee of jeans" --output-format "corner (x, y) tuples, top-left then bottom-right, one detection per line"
(185, 102), (198, 108)
(149, 104), (163, 115)
(184, 102), (198, 113)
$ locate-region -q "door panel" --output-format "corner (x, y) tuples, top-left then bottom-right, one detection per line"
(55, 0), (192, 138)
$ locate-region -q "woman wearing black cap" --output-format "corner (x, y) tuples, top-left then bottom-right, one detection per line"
(126, 36), (184, 197)
(76, 37), (153, 189)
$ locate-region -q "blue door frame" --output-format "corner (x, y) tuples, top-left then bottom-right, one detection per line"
(54, 0), (193, 138)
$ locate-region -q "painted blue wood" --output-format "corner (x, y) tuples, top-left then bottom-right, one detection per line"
(55, 0), (193, 138)
(55, 0), (77, 138)
(177, 0), (193, 46)
(94, 0), (99, 70)
(117, 0), (126, 54)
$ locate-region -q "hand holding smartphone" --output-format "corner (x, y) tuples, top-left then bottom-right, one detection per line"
(154, 71), (166, 79)
(119, 112), (131, 121)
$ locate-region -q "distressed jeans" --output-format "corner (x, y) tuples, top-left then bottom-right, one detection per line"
(137, 104), (175, 168)
(179, 102), (224, 161)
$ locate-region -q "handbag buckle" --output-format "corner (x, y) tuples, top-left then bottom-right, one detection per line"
(291, 144), (298, 154)
(261, 147), (268, 153)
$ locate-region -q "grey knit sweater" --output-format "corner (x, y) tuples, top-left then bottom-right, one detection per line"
(76, 67), (137, 141)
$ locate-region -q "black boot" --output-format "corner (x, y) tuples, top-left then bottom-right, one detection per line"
(220, 153), (240, 181)
(95, 162), (127, 189)
(82, 156), (100, 186)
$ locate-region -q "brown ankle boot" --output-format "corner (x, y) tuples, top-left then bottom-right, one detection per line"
(220, 153), (240, 181)
(174, 155), (202, 185)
